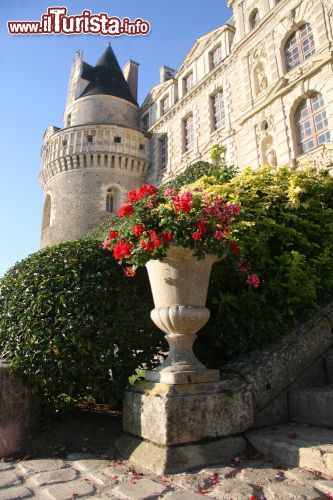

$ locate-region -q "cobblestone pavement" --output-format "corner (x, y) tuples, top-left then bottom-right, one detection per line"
(0, 453), (333, 500)
(1, 453), (333, 499)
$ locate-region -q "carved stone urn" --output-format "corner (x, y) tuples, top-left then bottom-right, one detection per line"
(145, 245), (220, 384)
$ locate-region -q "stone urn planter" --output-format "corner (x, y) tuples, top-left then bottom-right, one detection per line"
(145, 245), (220, 384)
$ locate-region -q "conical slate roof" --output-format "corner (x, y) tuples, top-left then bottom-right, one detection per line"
(79, 45), (137, 106)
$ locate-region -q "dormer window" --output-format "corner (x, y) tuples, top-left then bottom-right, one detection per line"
(66, 114), (71, 127)
(211, 45), (222, 69)
(62, 139), (68, 147)
(114, 136), (121, 143)
(139, 143), (145, 151)
(87, 135), (93, 143)
(183, 73), (194, 95)
(249, 9), (260, 29)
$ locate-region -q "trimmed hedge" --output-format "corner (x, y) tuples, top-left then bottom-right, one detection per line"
(194, 165), (333, 366)
(0, 240), (162, 413)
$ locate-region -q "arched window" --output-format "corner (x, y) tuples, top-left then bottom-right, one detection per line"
(249, 9), (260, 29)
(66, 113), (71, 127)
(42, 194), (52, 231)
(296, 93), (330, 154)
(285, 24), (315, 71)
(106, 188), (114, 213)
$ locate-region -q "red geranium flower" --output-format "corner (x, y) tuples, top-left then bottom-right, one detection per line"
(127, 189), (138, 203)
(123, 266), (136, 278)
(133, 224), (145, 236)
(173, 191), (192, 213)
(229, 241), (241, 253)
(137, 184), (157, 199)
(140, 239), (155, 252)
(149, 230), (162, 248)
(162, 230), (173, 243)
(247, 273), (260, 288)
(113, 239), (133, 259)
(109, 230), (118, 240)
(118, 205), (134, 217)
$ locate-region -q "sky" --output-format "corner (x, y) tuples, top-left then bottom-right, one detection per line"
(0, 0), (232, 277)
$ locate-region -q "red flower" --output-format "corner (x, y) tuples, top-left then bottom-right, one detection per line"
(162, 230), (173, 243)
(127, 189), (138, 203)
(229, 241), (241, 253)
(147, 200), (156, 209)
(137, 184), (157, 199)
(214, 230), (224, 241)
(109, 230), (118, 240)
(247, 273), (260, 289)
(117, 205), (134, 217)
(133, 224), (145, 236)
(164, 188), (177, 198)
(149, 230), (162, 248)
(140, 239), (155, 252)
(123, 266), (136, 278)
(227, 203), (241, 216)
(173, 191), (192, 213)
(113, 239), (133, 260)
(197, 220), (208, 234)
(192, 231), (203, 241)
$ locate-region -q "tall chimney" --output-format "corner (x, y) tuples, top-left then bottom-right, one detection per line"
(160, 65), (175, 84)
(123, 60), (139, 102)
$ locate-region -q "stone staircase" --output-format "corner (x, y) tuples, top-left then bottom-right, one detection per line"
(246, 348), (333, 474)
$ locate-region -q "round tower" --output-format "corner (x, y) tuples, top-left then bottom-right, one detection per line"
(40, 46), (149, 248)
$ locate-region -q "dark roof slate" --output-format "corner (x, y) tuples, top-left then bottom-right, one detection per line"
(79, 46), (137, 106)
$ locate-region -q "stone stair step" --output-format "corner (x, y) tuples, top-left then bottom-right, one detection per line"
(245, 424), (333, 474)
(289, 386), (333, 428)
(326, 349), (333, 384)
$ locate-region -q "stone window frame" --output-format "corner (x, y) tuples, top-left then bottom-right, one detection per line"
(249, 8), (260, 30)
(42, 191), (53, 231)
(210, 89), (226, 132)
(284, 23), (316, 72)
(295, 92), (330, 155)
(182, 72), (194, 96)
(209, 44), (223, 70)
(159, 134), (168, 171)
(182, 114), (194, 153)
(66, 113), (71, 127)
(160, 95), (170, 117)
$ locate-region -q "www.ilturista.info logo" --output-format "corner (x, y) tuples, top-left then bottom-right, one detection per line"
(7, 7), (151, 36)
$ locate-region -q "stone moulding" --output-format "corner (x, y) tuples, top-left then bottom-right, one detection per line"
(118, 301), (333, 473)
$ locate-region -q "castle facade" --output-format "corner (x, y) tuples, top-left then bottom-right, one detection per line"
(40, 0), (333, 247)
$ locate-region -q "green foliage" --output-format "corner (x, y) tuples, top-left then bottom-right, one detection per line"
(194, 165), (333, 366)
(163, 157), (239, 191)
(0, 240), (162, 414)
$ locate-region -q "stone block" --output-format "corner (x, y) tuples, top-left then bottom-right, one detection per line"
(18, 458), (66, 475)
(111, 478), (167, 500)
(290, 357), (327, 389)
(263, 483), (320, 499)
(246, 424), (333, 475)
(0, 487), (34, 499)
(0, 361), (40, 457)
(289, 386), (333, 427)
(30, 468), (77, 487)
(221, 315), (333, 412)
(43, 478), (96, 499)
(252, 391), (288, 428)
(116, 433), (247, 475)
(123, 380), (253, 446)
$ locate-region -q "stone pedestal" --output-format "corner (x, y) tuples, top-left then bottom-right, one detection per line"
(117, 379), (253, 474)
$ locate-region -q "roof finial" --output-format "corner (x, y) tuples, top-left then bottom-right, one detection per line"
(108, 41), (111, 47)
